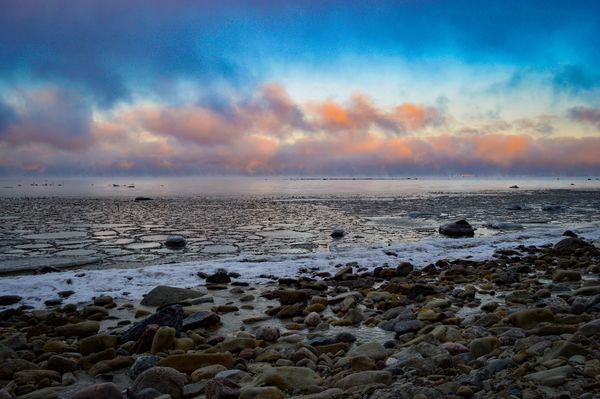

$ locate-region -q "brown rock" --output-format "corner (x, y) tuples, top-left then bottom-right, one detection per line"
(508, 308), (554, 329)
(79, 335), (118, 355)
(54, 321), (100, 338)
(158, 353), (234, 373)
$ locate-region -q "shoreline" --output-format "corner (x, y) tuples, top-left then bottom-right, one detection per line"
(0, 235), (599, 398)
(2, 224), (600, 308)
(2, 189), (600, 276)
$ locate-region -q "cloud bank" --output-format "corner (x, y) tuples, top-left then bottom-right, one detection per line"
(1, 83), (599, 175)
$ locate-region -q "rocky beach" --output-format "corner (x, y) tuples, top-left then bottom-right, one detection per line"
(3, 0), (600, 397)
(1, 228), (600, 398)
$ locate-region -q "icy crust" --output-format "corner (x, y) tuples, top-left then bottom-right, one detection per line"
(2, 224), (600, 309)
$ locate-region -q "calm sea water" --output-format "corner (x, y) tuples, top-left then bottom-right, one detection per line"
(1, 176), (599, 197)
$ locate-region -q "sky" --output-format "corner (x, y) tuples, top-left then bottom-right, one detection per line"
(0, 0), (599, 176)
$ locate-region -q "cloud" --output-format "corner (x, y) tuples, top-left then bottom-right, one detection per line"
(0, 99), (16, 131)
(0, 87), (93, 151)
(309, 95), (444, 135)
(0, 1), (255, 106)
(568, 106), (600, 128)
(1, 82), (599, 175)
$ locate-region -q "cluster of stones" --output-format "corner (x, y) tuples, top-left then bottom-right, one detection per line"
(0, 236), (599, 398)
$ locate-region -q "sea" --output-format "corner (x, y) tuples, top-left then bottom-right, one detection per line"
(1, 176), (599, 307)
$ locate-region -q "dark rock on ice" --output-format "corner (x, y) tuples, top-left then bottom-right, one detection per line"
(331, 228), (346, 239)
(165, 235), (186, 248)
(484, 222), (523, 230)
(542, 204), (566, 211)
(438, 220), (475, 237)
(206, 270), (231, 284)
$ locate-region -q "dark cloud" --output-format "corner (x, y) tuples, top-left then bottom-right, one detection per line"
(0, 87), (93, 150)
(0, 1), (254, 106)
(2, 0), (600, 108)
(568, 106), (600, 128)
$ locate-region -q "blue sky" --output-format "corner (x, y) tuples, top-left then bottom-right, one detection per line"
(0, 0), (599, 175)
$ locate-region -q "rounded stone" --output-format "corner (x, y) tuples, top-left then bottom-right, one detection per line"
(165, 235), (186, 248)
(255, 326), (280, 342)
(72, 382), (122, 399)
(151, 326), (176, 354)
(130, 367), (186, 399)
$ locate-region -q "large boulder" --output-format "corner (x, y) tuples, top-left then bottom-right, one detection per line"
(141, 286), (205, 307)
(439, 220), (475, 238)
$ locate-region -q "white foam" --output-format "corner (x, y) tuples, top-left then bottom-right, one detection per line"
(2, 224), (600, 308)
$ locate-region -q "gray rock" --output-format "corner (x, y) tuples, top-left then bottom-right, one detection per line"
(336, 370), (392, 389)
(141, 285), (205, 307)
(182, 311), (220, 330)
(525, 365), (573, 386)
(391, 319), (423, 334)
(260, 366), (322, 390)
(130, 367), (186, 399)
(369, 382), (442, 399)
(72, 383), (122, 399)
(255, 325), (280, 342)
(129, 355), (161, 379)
(348, 342), (387, 361)
(134, 388), (164, 399)
(578, 319), (600, 336)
